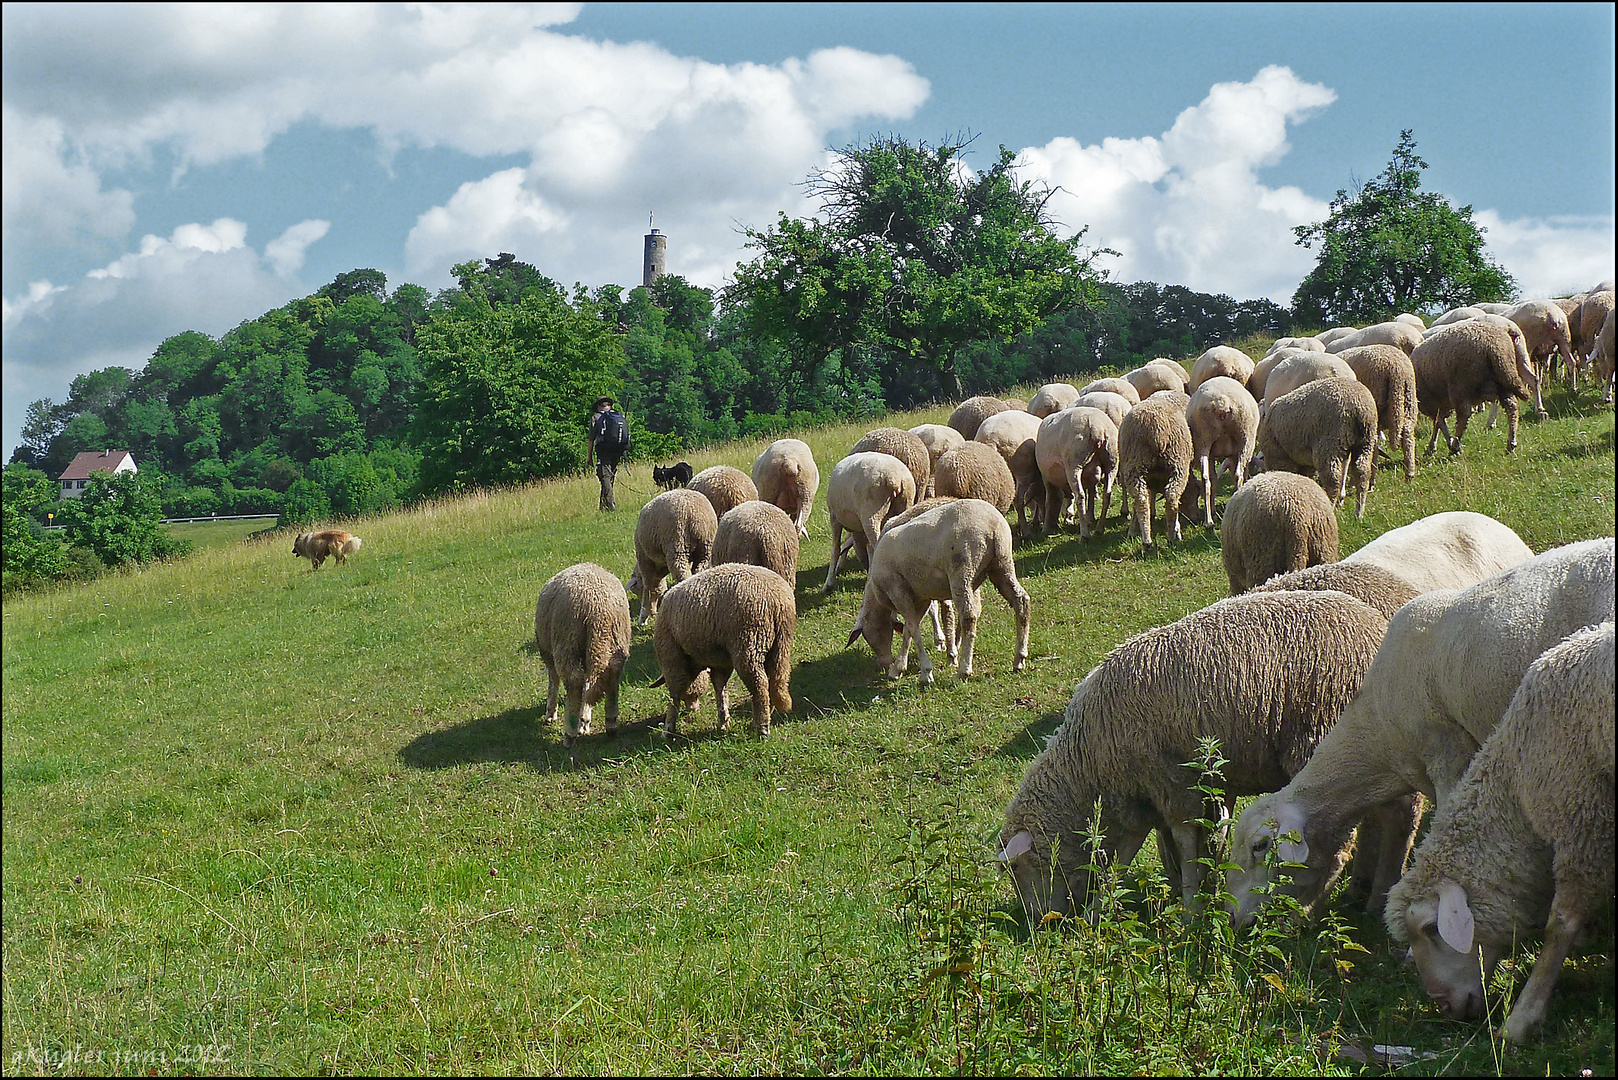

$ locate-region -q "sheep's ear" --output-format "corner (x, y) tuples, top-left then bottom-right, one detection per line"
(1275, 801), (1309, 864)
(999, 830), (1033, 862)
(1436, 879), (1475, 954)
(846, 620), (863, 648)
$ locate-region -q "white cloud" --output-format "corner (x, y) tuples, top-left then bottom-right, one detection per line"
(1, 106), (136, 268)
(265, 219), (332, 277)
(1473, 210), (1616, 300)
(1017, 66), (1337, 302)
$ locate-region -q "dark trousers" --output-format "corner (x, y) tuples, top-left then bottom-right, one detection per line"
(595, 451), (621, 510)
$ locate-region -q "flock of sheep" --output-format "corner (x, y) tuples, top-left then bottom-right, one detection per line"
(531, 278), (1615, 1045)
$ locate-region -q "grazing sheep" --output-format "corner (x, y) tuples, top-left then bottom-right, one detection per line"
(688, 465), (759, 521)
(1118, 390), (1192, 548)
(1186, 376), (1259, 527)
(1504, 299), (1577, 398)
(1248, 347), (1318, 402)
(1036, 406), (1119, 539)
(1410, 319), (1533, 454)
(933, 441), (1016, 514)
(1080, 376), (1143, 405)
(847, 498), (1030, 684)
(627, 488), (719, 625)
(1578, 290), (1616, 394)
(948, 395), (1013, 440)
(1249, 560), (1423, 620)
(908, 424), (968, 496)
(751, 439), (820, 538)
(821, 451), (916, 593)
(1262, 353), (1356, 409)
(1428, 307), (1486, 330)
(1227, 537), (1616, 927)
(1341, 510), (1534, 593)
(1257, 377), (1380, 519)
(711, 500), (800, 586)
(1593, 305), (1616, 403)
(1266, 337), (1327, 356)
(999, 590), (1389, 918)
(1028, 383), (1082, 419)
(654, 563), (796, 737)
(976, 409), (1046, 533)
(1188, 346), (1257, 393)
(534, 563), (632, 747)
(1325, 321), (1424, 356)
(1004, 398), (1030, 413)
(1337, 344), (1419, 482)
(1075, 390), (1132, 431)
(1384, 621), (1614, 1042)
(852, 427), (932, 502)
(1394, 313), (1426, 330)
(1219, 471), (1340, 594)
(1123, 361), (1187, 399)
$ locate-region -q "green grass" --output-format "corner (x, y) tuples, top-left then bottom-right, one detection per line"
(161, 517), (280, 554)
(3, 379), (1614, 1076)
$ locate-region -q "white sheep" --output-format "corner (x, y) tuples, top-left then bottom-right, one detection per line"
(711, 500), (800, 586)
(1593, 305), (1616, 403)
(1394, 313), (1426, 330)
(1262, 353), (1356, 410)
(1248, 347), (1320, 403)
(627, 488), (719, 625)
(1577, 290), (1616, 398)
(999, 590), (1389, 918)
(1504, 299), (1577, 401)
(1122, 361), (1188, 398)
(1249, 560), (1424, 620)
(1035, 405), (1118, 539)
(1410, 318), (1535, 454)
(1080, 376), (1143, 405)
(1315, 326), (1360, 347)
(820, 451), (916, 594)
(751, 439), (820, 538)
(1027, 382), (1082, 418)
(1118, 390), (1192, 548)
(1185, 376), (1259, 528)
(1336, 344), (1418, 483)
(688, 465), (759, 521)
(908, 423), (967, 496)
(1074, 390), (1132, 432)
(948, 395), (1013, 440)
(1384, 620), (1613, 1043)
(975, 409), (1045, 534)
(534, 563), (632, 747)
(1257, 377), (1380, 519)
(1265, 337), (1327, 356)
(1339, 510), (1533, 593)
(654, 562), (796, 737)
(1227, 537), (1616, 927)
(1324, 321), (1424, 356)
(851, 427), (931, 504)
(1188, 346), (1256, 393)
(1219, 471), (1340, 594)
(847, 498), (1030, 685)
(933, 440), (1016, 514)
(1428, 306), (1486, 329)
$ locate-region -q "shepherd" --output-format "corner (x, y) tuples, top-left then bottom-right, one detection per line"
(586, 395), (631, 510)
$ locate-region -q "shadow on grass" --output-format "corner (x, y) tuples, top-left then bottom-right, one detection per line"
(991, 709), (1065, 761)
(1549, 422), (1615, 460)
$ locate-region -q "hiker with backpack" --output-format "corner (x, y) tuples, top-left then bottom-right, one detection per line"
(586, 395), (631, 510)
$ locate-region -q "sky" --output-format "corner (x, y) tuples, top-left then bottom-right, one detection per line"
(4, 2), (1614, 460)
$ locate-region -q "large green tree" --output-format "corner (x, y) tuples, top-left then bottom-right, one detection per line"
(1291, 131), (1516, 326)
(57, 469), (189, 567)
(730, 135), (1106, 401)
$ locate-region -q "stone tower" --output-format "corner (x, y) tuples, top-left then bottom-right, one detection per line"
(642, 222), (666, 288)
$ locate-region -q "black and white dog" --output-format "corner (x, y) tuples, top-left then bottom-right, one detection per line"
(653, 461), (694, 489)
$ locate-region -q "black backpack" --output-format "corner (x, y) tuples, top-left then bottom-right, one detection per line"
(595, 409), (631, 454)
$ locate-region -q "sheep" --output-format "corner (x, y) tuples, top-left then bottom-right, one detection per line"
(1265, 337), (1327, 356)
(688, 465), (759, 521)
(534, 563), (632, 747)
(1384, 621), (1614, 1043)
(976, 409), (1046, 533)
(998, 590), (1389, 919)
(1336, 344), (1418, 482)
(1075, 390), (1133, 431)
(1577, 290), (1616, 395)
(1027, 382), (1081, 418)
(1325, 321), (1424, 356)
(1219, 471), (1340, 594)
(1428, 306), (1486, 330)
(1409, 318), (1533, 455)
(1248, 347), (1319, 403)
(1188, 345), (1256, 393)
(1316, 326), (1360, 347)
(1257, 377), (1379, 519)
(847, 498), (1030, 685)
(1226, 537), (1616, 927)
(1593, 305), (1616, 403)
(1340, 510), (1534, 593)
(1432, 313), (1546, 426)
(948, 395), (1013, 440)
(627, 488), (719, 625)
(654, 562), (796, 737)
(1036, 406), (1118, 539)
(933, 441), (1016, 514)
(1475, 301), (1515, 315)
(1118, 390), (1192, 548)
(851, 427), (931, 504)
(1249, 560), (1423, 620)
(1123, 361), (1187, 398)
(711, 500), (800, 586)
(1395, 313), (1426, 330)
(1004, 398), (1030, 413)
(751, 439), (820, 538)
(820, 451), (915, 594)
(1080, 376), (1143, 405)
(1504, 299), (1576, 397)
(1262, 353), (1356, 409)
(1185, 376), (1259, 528)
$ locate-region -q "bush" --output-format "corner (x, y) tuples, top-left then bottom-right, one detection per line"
(58, 470), (191, 567)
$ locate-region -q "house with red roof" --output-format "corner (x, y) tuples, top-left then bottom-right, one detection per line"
(57, 450), (138, 500)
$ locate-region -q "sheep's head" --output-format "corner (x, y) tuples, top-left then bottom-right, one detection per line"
(1225, 794), (1339, 928)
(997, 823), (1083, 925)
(847, 600), (904, 678)
(1385, 877), (1498, 1021)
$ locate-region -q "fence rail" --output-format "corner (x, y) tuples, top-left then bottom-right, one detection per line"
(42, 514), (280, 531)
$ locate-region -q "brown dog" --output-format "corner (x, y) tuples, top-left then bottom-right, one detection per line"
(292, 529), (363, 569)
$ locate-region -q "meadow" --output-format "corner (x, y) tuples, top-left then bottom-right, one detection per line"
(3, 369), (1614, 1076)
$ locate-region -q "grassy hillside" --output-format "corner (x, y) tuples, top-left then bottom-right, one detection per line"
(4, 375), (1614, 1076)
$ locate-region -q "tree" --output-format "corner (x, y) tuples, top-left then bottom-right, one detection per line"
(730, 134), (1107, 401)
(57, 470), (189, 567)
(2, 463), (67, 590)
(1291, 131), (1516, 326)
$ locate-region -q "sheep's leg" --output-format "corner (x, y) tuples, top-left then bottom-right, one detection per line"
(821, 519), (844, 594)
(656, 638), (699, 737)
(1352, 446), (1374, 520)
(939, 600), (957, 664)
(1424, 413), (1442, 456)
(1484, 401), (1500, 430)
(1078, 474), (1096, 540)
(1199, 452), (1215, 528)
(1502, 396), (1519, 453)
(1503, 891), (1587, 1042)
(990, 569), (1031, 673)
(1169, 822), (1208, 912)
(1101, 464), (1116, 525)
(926, 601), (947, 652)
(951, 580), (981, 679)
(1402, 423), (1416, 482)
(1447, 407), (1469, 455)
(1128, 479), (1150, 547)
(543, 662), (561, 729)
(1042, 478), (1063, 536)
(859, 515), (885, 569)
(711, 667), (733, 732)
(1165, 471), (1186, 545)
(600, 656), (624, 737)
(1067, 465), (1088, 539)
(764, 633), (792, 718)
(1354, 794), (1420, 919)
(734, 658), (772, 736)
(565, 677), (588, 740)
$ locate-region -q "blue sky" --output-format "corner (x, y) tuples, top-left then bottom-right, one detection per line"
(4, 2), (1614, 459)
